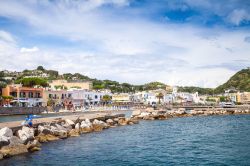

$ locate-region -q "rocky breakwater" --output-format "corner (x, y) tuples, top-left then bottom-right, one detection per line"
(0, 114), (139, 160)
(132, 107), (250, 121)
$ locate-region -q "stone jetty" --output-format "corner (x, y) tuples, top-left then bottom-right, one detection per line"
(131, 107), (250, 121)
(0, 112), (139, 160)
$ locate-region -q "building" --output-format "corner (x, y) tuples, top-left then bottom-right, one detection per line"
(237, 92), (250, 104)
(67, 89), (110, 107)
(49, 80), (92, 90)
(112, 93), (132, 104)
(42, 89), (70, 107)
(2, 84), (43, 107)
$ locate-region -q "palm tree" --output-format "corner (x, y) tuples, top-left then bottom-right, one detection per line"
(156, 93), (164, 104)
(101, 95), (112, 105)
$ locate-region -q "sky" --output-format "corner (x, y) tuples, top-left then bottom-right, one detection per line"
(0, 0), (249, 88)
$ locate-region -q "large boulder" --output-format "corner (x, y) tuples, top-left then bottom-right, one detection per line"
(50, 125), (68, 139)
(0, 136), (28, 157)
(0, 136), (9, 148)
(0, 127), (13, 138)
(68, 129), (80, 137)
(38, 125), (53, 135)
(92, 119), (107, 132)
(26, 139), (42, 152)
(0, 144), (28, 157)
(106, 119), (114, 126)
(138, 112), (150, 118)
(117, 117), (128, 126)
(8, 136), (23, 146)
(75, 123), (80, 131)
(65, 119), (75, 126)
(143, 115), (155, 120)
(80, 119), (93, 133)
(17, 126), (35, 144)
(35, 133), (59, 143)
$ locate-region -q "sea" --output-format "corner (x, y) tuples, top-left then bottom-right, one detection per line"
(1, 114), (250, 166)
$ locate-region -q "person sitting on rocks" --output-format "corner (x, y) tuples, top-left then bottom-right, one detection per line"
(22, 115), (33, 127)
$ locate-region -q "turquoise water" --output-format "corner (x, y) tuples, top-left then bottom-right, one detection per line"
(1, 115), (250, 166)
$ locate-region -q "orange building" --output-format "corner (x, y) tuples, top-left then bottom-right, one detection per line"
(2, 84), (44, 107)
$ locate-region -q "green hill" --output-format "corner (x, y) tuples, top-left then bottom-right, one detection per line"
(215, 68), (250, 93)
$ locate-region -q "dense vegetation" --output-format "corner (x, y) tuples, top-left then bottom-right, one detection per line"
(215, 68), (250, 93)
(177, 86), (214, 95)
(15, 77), (48, 87)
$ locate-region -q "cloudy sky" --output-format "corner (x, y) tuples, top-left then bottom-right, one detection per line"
(0, 0), (249, 87)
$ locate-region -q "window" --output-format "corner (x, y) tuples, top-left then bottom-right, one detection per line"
(95, 95), (98, 99)
(28, 92), (33, 98)
(20, 92), (26, 98)
(35, 92), (40, 98)
(49, 94), (52, 99)
(10, 92), (17, 97)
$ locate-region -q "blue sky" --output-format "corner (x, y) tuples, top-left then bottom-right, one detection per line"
(0, 0), (249, 88)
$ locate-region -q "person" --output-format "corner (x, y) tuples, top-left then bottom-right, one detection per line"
(22, 115), (33, 127)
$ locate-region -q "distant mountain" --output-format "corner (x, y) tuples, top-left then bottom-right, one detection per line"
(215, 68), (250, 93)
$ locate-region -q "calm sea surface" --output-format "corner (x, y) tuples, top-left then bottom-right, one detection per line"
(1, 115), (250, 166)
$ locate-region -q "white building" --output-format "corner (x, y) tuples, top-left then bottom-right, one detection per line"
(67, 89), (111, 107)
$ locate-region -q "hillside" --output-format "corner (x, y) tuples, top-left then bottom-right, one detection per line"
(215, 68), (250, 93)
(1, 66), (249, 94)
(0, 66), (167, 93)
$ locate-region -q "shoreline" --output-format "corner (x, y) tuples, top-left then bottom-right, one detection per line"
(0, 107), (249, 160)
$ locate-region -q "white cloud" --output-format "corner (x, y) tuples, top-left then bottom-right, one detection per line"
(0, 1), (249, 88)
(20, 46), (39, 53)
(228, 9), (250, 25)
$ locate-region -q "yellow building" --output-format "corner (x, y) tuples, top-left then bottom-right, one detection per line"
(165, 85), (173, 93)
(49, 80), (92, 90)
(237, 92), (250, 104)
(112, 93), (131, 103)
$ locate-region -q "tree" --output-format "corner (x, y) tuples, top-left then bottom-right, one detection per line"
(37, 66), (45, 71)
(15, 77), (48, 87)
(2, 95), (14, 105)
(101, 95), (112, 105)
(156, 93), (164, 104)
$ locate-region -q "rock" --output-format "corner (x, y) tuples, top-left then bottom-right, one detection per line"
(0, 144), (28, 156)
(0, 136), (9, 148)
(0, 127), (13, 138)
(113, 118), (119, 123)
(143, 115), (155, 120)
(106, 119), (114, 126)
(65, 119), (75, 126)
(80, 120), (93, 133)
(118, 117), (128, 126)
(92, 119), (107, 131)
(35, 133), (59, 143)
(75, 123), (80, 130)
(68, 129), (80, 137)
(51, 125), (68, 139)
(0, 152), (3, 160)
(26, 140), (41, 150)
(92, 124), (104, 132)
(17, 126), (35, 144)
(8, 136), (23, 146)
(38, 125), (53, 135)
(129, 118), (139, 124)
(138, 112), (150, 118)
(30, 147), (41, 152)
